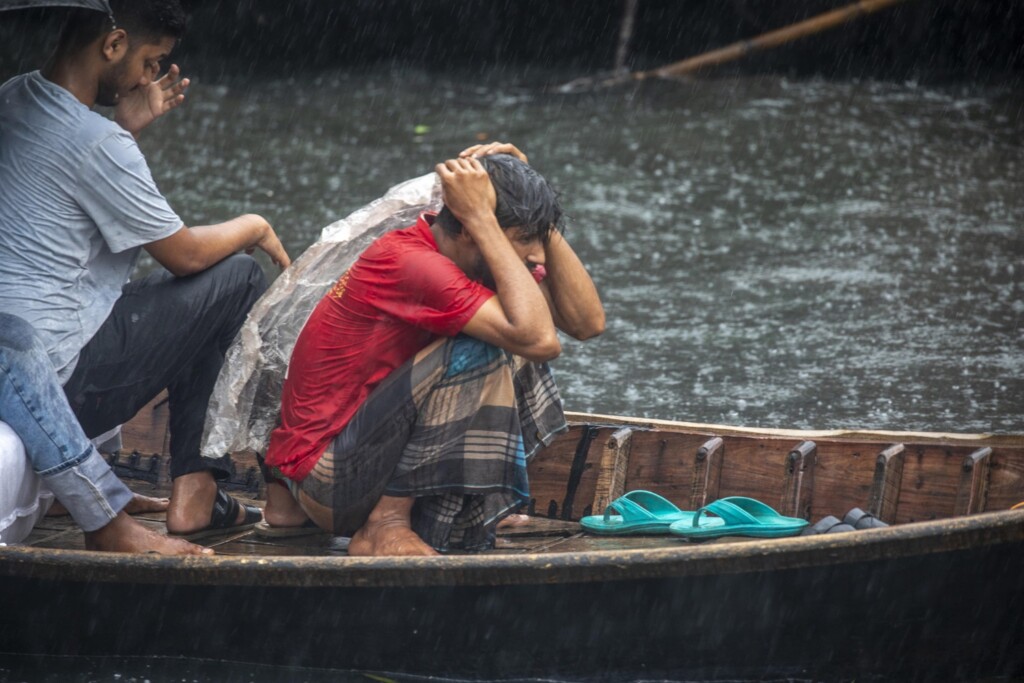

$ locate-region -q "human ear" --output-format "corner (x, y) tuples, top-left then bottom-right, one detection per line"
(101, 29), (128, 62)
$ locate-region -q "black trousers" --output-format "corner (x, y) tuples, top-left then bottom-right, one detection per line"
(64, 255), (267, 480)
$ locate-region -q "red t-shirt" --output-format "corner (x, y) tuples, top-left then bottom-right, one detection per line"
(265, 213), (494, 481)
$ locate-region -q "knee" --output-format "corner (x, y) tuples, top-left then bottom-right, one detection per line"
(225, 253), (268, 288)
(211, 254), (269, 304)
(0, 314), (40, 353)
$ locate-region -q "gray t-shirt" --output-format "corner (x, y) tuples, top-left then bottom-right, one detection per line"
(0, 71), (182, 382)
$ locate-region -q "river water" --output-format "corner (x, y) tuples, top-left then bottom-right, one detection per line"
(2, 65), (1021, 683)
(6, 70), (1022, 683)
(139, 67), (1023, 434)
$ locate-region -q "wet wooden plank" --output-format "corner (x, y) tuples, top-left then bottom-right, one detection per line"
(803, 441), (877, 521)
(591, 427), (634, 515)
(954, 447), (992, 515)
(868, 443), (905, 523)
(717, 435), (801, 503)
(984, 446), (1024, 512)
(780, 441), (816, 519)
(527, 425), (604, 520)
(895, 444), (974, 523)
(690, 436), (723, 510)
(624, 430), (709, 509)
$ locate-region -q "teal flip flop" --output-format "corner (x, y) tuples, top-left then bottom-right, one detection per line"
(668, 496), (808, 540)
(580, 490), (694, 535)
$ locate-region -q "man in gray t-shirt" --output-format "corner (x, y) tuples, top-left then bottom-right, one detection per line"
(0, 0), (291, 553)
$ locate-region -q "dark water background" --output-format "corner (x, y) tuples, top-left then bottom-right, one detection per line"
(139, 68), (1024, 433)
(1, 66), (1022, 683)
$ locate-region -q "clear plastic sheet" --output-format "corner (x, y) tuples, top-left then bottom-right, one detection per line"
(200, 172), (441, 459)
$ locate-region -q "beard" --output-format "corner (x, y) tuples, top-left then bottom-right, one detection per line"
(95, 60), (129, 107)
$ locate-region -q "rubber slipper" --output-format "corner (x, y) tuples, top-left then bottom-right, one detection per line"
(801, 515), (842, 536)
(253, 519), (329, 539)
(802, 515), (858, 535)
(843, 507), (888, 530)
(669, 496), (808, 540)
(170, 488), (263, 542)
(580, 490), (693, 535)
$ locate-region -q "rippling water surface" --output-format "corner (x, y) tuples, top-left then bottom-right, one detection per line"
(142, 69), (1023, 433)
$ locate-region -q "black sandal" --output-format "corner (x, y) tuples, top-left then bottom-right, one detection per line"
(843, 507), (889, 530)
(801, 515), (855, 535)
(171, 488), (263, 541)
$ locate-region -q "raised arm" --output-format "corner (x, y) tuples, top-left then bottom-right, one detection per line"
(437, 158), (560, 363)
(144, 214), (291, 277)
(539, 231), (605, 340)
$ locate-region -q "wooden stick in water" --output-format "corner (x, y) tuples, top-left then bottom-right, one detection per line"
(637, 0), (913, 81)
(554, 0), (913, 92)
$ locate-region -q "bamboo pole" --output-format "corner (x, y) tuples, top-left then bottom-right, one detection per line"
(636, 0), (912, 81)
(553, 0), (913, 92)
(613, 0), (639, 73)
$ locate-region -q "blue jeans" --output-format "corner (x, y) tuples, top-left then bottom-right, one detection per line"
(0, 314), (131, 533)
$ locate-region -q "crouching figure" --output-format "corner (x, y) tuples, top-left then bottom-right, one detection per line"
(261, 147), (604, 555)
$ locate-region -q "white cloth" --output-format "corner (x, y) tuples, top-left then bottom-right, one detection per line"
(0, 420), (54, 544)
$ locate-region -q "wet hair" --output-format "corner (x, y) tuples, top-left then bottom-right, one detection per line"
(436, 154), (563, 243)
(57, 0), (187, 52)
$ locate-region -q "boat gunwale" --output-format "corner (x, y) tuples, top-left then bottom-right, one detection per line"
(2, 508), (1023, 589)
(564, 411), (1024, 448)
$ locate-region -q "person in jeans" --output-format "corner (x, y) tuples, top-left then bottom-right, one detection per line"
(0, 314), (209, 553)
(0, 0), (290, 544)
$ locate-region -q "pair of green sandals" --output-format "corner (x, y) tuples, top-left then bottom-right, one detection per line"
(581, 490), (808, 539)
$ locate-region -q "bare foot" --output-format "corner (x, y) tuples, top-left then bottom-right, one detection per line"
(124, 493), (169, 515)
(166, 471), (252, 535)
(84, 511), (213, 555)
(347, 495), (438, 557)
(497, 513), (530, 529)
(263, 479), (310, 529)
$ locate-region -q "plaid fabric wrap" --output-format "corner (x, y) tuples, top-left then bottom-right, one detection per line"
(295, 335), (566, 551)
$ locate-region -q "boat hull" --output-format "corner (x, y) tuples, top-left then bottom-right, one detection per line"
(3, 511), (1023, 680)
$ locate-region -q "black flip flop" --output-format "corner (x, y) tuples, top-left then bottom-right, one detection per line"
(253, 519), (329, 539)
(171, 488), (263, 542)
(843, 507), (888, 530)
(801, 515), (855, 535)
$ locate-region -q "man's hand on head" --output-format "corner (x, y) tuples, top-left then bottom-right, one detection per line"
(436, 157), (498, 231)
(459, 141), (528, 164)
(115, 64), (189, 137)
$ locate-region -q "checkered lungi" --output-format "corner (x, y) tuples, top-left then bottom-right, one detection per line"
(286, 335), (566, 551)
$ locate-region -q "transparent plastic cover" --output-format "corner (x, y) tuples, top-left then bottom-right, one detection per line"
(201, 172), (441, 459)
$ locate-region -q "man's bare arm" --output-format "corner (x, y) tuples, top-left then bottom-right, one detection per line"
(144, 214), (291, 277)
(539, 231), (605, 340)
(438, 158), (560, 363)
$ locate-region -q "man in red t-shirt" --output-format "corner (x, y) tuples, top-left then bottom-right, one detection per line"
(261, 144), (604, 555)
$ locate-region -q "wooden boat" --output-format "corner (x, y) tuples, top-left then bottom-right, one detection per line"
(2, 397), (1023, 681)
